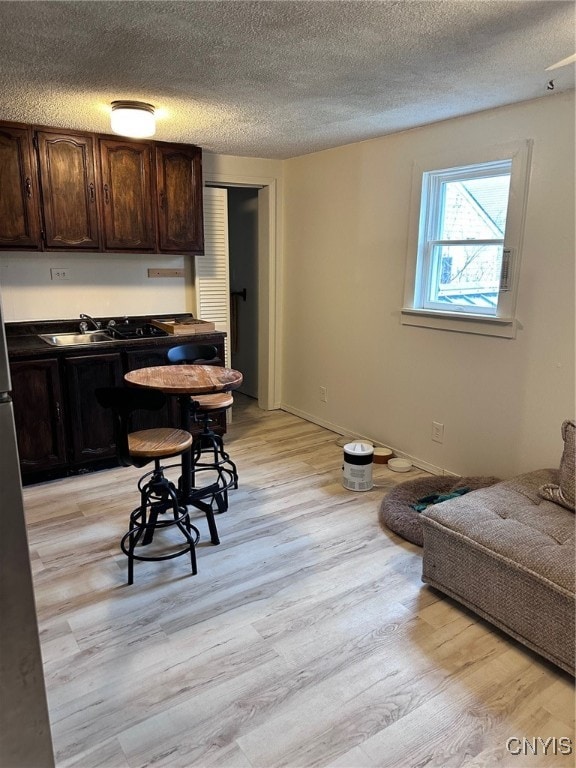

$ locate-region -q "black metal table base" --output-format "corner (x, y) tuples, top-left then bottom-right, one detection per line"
(176, 469), (229, 545)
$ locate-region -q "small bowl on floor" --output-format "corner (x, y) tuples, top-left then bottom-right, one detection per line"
(373, 447), (394, 464)
(388, 458), (412, 473)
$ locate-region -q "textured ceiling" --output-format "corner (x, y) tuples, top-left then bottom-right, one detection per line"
(0, 1), (574, 159)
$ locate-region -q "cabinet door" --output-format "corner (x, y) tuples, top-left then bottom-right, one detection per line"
(65, 352), (123, 463)
(0, 123), (41, 249)
(155, 143), (203, 253)
(125, 347), (179, 431)
(36, 131), (100, 249)
(99, 138), (156, 251)
(10, 358), (67, 472)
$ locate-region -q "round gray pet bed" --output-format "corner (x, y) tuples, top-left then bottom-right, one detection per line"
(378, 475), (500, 547)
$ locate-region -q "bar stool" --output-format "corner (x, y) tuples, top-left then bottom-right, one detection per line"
(166, 343), (238, 512)
(96, 386), (199, 585)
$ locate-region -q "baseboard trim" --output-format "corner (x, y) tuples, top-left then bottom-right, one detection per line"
(280, 403), (457, 477)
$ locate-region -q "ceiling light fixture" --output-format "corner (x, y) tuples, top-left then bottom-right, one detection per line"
(110, 100), (156, 138)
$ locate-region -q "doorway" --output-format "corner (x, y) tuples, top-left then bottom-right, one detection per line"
(203, 174), (279, 412)
(227, 187), (259, 399)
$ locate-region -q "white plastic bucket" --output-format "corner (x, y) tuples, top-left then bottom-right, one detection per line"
(342, 442), (374, 491)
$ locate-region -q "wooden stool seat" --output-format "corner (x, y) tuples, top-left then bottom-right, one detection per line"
(128, 428), (193, 459)
(192, 392), (234, 411)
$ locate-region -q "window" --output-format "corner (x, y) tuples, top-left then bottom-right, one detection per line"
(402, 140), (532, 338)
(418, 161), (511, 315)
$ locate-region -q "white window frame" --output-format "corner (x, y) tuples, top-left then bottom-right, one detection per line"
(402, 139), (532, 338)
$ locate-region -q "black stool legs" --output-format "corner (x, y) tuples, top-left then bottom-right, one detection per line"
(191, 413), (239, 513)
(120, 460), (200, 585)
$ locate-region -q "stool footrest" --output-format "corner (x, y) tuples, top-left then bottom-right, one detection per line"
(121, 507), (200, 564)
(123, 485), (198, 583)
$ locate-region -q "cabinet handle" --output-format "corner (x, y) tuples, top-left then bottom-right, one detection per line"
(25, 177), (32, 198)
(104, 184), (110, 204)
(89, 183), (95, 203)
(159, 191), (166, 210)
(55, 402), (61, 422)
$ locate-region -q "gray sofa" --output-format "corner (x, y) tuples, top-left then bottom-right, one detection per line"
(420, 452), (575, 675)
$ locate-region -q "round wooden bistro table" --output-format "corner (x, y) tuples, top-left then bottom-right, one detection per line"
(124, 364), (243, 545)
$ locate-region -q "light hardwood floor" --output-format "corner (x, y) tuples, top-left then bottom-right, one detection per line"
(23, 395), (575, 768)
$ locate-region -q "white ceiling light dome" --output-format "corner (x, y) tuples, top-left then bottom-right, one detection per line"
(110, 101), (156, 138)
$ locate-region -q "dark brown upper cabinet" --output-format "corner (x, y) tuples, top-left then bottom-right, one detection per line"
(0, 120), (204, 254)
(36, 130), (101, 250)
(0, 123), (42, 249)
(99, 138), (156, 252)
(155, 143), (204, 254)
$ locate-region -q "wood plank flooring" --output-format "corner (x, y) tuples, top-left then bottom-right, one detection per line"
(23, 395), (575, 768)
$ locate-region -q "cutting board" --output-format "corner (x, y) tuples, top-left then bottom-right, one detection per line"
(151, 318), (216, 335)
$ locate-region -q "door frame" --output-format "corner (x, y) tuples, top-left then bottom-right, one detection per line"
(204, 173), (280, 411)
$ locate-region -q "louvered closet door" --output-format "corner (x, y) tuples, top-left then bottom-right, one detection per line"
(196, 187), (231, 366)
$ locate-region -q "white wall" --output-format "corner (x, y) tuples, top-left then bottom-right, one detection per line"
(281, 93), (575, 478)
(202, 152), (282, 183)
(0, 251), (192, 321)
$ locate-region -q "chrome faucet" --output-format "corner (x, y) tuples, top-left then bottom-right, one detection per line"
(79, 313), (101, 333)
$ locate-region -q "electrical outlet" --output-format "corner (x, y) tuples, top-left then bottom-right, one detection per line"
(50, 267), (71, 281)
(432, 421), (444, 443)
(319, 386), (327, 403)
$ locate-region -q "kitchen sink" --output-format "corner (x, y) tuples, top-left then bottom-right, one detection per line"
(39, 331), (116, 346)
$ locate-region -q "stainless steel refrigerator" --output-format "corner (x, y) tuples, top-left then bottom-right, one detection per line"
(0, 298), (54, 766)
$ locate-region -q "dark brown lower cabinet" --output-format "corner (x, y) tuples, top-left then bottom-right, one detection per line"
(10, 331), (227, 481)
(124, 347), (179, 431)
(65, 352), (123, 463)
(125, 345), (226, 435)
(10, 358), (66, 472)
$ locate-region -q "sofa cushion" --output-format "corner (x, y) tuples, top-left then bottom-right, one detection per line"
(420, 469), (575, 674)
(539, 420), (575, 512)
(423, 469), (574, 589)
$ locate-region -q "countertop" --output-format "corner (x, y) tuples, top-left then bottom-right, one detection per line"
(6, 314), (225, 359)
